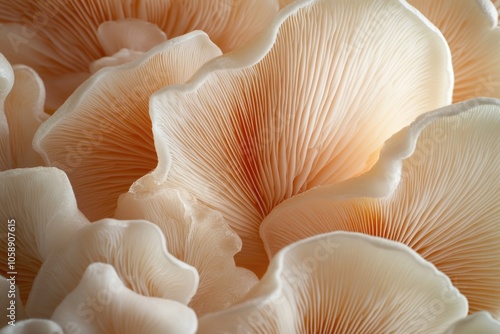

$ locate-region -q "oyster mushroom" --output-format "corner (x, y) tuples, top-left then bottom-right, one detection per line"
(408, 0), (500, 102)
(445, 312), (500, 333)
(115, 187), (258, 316)
(0, 0), (278, 110)
(34, 32), (221, 221)
(51, 263), (197, 334)
(0, 54), (48, 170)
(198, 232), (467, 333)
(142, 0), (453, 275)
(261, 98), (500, 316)
(26, 219), (199, 319)
(0, 167), (88, 303)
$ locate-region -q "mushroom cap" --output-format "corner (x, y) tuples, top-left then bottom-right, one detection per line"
(143, 0), (453, 275)
(444, 312), (500, 333)
(198, 232), (467, 334)
(51, 263), (197, 334)
(26, 219), (199, 318)
(0, 167), (88, 303)
(115, 187), (258, 316)
(0, 53), (14, 170)
(261, 98), (500, 316)
(0, 0), (278, 110)
(0, 319), (63, 334)
(408, 0), (500, 102)
(33, 31), (222, 221)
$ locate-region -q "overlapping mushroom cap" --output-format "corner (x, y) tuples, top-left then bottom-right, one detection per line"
(0, 167), (87, 303)
(0, 54), (48, 170)
(34, 32), (221, 221)
(0, 0), (278, 110)
(261, 98), (500, 316)
(26, 218), (199, 318)
(198, 232), (467, 333)
(142, 0), (453, 275)
(408, 0), (500, 102)
(115, 188), (258, 316)
(51, 263), (197, 334)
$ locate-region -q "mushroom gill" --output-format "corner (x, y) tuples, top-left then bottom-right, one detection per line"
(198, 232), (467, 334)
(0, 0), (278, 110)
(144, 0), (453, 275)
(408, 0), (500, 102)
(0, 167), (88, 304)
(261, 98), (500, 316)
(34, 32), (221, 221)
(115, 187), (258, 316)
(51, 263), (197, 334)
(26, 219), (199, 319)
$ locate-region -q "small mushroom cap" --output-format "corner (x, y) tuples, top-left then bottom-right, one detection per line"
(3, 64), (49, 169)
(0, 319), (63, 334)
(444, 312), (500, 333)
(51, 263), (197, 334)
(0, 53), (48, 170)
(34, 32), (222, 221)
(261, 98), (500, 317)
(198, 232), (467, 334)
(146, 0), (453, 275)
(408, 0), (500, 102)
(26, 218), (199, 319)
(0, 0), (278, 110)
(115, 187), (258, 316)
(0, 167), (88, 303)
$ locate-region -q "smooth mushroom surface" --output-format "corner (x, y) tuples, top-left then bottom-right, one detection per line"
(198, 232), (467, 334)
(0, 319), (63, 334)
(115, 187), (258, 316)
(0, 0), (278, 110)
(261, 98), (500, 316)
(26, 219), (199, 318)
(0, 167), (88, 303)
(0, 53), (14, 170)
(34, 32), (221, 221)
(408, 0), (500, 102)
(143, 0), (453, 275)
(445, 312), (500, 333)
(0, 54), (48, 170)
(51, 263), (197, 334)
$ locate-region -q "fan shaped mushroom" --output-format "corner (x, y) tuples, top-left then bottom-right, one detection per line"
(198, 232), (467, 334)
(445, 312), (500, 333)
(51, 263), (197, 334)
(0, 0), (278, 110)
(408, 0), (500, 102)
(143, 0), (453, 275)
(0, 54), (48, 170)
(34, 32), (221, 221)
(0, 167), (88, 303)
(115, 187), (258, 315)
(261, 98), (500, 316)
(26, 218), (199, 319)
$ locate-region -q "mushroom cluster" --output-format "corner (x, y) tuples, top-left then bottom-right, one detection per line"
(0, 0), (499, 333)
